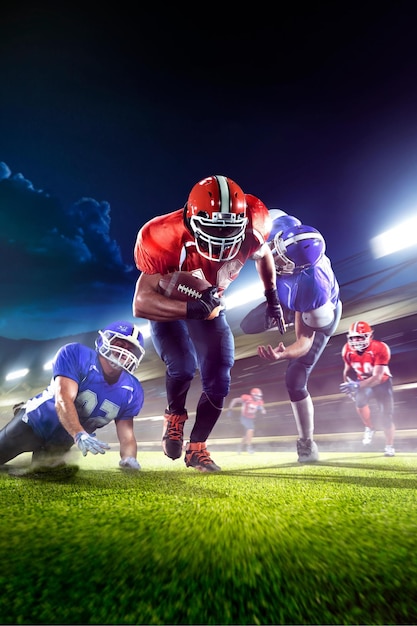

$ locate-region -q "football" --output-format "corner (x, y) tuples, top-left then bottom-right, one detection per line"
(158, 271), (212, 302)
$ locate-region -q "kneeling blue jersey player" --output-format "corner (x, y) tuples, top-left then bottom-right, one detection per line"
(241, 210), (342, 463)
(0, 321), (145, 471)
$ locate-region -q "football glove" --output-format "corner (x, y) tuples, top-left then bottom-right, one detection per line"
(119, 457), (141, 470)
(74, 431), (110, 456)
(339, 381), (360, 397)
(186, 286), (223, 320)
(264, 288), (287, 334)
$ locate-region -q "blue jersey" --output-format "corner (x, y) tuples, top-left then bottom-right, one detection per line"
(23, 343), (144, 445)
(276, 255), (339, 312)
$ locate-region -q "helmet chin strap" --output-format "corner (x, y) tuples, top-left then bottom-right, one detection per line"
(183, 204), (192, 234)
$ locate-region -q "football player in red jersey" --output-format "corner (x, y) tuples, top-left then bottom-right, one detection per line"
(132, 175), (281, 472)
(340, 321), (396, 456)
(227, 387), (266, 454)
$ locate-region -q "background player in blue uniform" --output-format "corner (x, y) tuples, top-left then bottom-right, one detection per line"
(0, 321), (145, 471)
(241, 211), (342, 463)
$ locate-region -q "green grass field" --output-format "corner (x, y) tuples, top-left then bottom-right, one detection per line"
(1, 449), (417, 625)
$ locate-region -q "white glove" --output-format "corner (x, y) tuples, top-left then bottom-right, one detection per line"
(119, 457), (141, 471)
(74, 431), (110, 456)
(339, 381), (360, 396)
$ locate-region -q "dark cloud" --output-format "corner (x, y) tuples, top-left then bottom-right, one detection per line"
(1, 4), (417, 340)
(0, 161), (137, 339)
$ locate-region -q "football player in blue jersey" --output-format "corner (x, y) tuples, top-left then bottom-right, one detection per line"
(0, 321), (146, 472)
(241, 210), (342, 463)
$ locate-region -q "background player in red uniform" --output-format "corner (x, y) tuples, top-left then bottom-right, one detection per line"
(340, 320), (396, 456)
(227, 387), (266, 454)
(132, 175), (282, 472)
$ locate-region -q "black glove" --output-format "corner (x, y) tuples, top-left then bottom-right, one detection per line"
(264, 288), (287, 334)
(13, 402), (26, 416)
(186, 286), (222, 320)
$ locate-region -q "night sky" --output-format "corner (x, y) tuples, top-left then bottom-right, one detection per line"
(1, 2), (417, 339)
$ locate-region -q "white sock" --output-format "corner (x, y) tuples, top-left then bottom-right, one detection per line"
(291, 396), (314, 440)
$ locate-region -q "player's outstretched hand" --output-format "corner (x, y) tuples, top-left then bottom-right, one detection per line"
(119, 457), (141, 470)
(74, 431), (111, 456)
(258, 342), (286, 361)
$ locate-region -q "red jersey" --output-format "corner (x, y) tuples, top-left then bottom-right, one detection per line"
(341, 339), (392, 382)
(134, 194), (271, 295)
(240, 394), (265, 419)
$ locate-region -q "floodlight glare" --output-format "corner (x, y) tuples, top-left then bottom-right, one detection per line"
(224, 283), (264, 310)
(5, 368), (29, 381)
(370, 215), (417, 258)
(138, 324), (151, 339)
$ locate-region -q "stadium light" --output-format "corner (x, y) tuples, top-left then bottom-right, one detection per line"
(5, 368), (29, 381)
(224, 283), (264, 310)
(138, 324), (151, 339)
(370, 215), (417, 258)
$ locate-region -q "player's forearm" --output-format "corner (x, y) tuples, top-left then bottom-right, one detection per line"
(120, 439), (137, 459)
(116, 421), (138, 458)
(358, 374), (384, 389)
(55, 400), (83, 437)
(281, 336), (313, 359)
(133, 291), (188, 321)
(133, 278), (188, 321)
(255, 252), (276, 291)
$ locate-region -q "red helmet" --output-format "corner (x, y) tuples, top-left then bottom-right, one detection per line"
(347, 321), (373, 352)
(185, 175), (248, 262)
(250, 388), (263, 400)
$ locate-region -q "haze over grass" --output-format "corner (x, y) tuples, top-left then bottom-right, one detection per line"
(1, 451), (417, 625)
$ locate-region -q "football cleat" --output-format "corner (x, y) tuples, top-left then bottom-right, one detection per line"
(384, 445), (395, 457)
(162, 411), (188, 460)
(184, 442), (221, 472)
(297, 438), (319, 463)
(362, 427), (375, 445)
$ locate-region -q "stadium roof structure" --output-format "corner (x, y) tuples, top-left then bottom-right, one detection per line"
(0, 245), (416, 410)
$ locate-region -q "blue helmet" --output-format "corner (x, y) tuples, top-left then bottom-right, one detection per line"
(273, 224), (326, 274)
(95, 320), (145, 373)
(268, 209), (302, 242)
